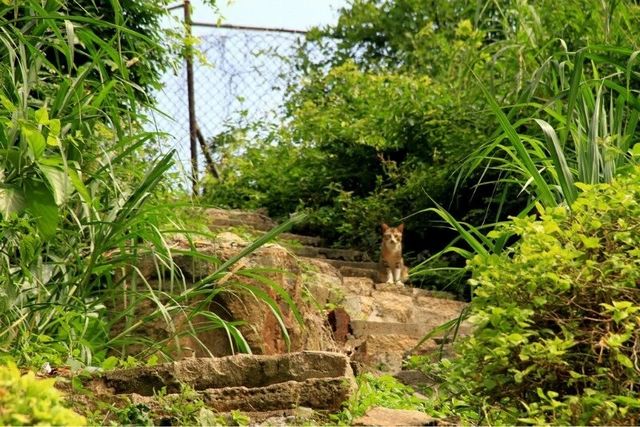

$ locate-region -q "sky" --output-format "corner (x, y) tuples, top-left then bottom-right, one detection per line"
(189, 0), (349, 31)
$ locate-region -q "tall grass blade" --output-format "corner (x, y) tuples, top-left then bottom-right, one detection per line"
(473, 71), (557, 207)
(534, 119), (578, 205)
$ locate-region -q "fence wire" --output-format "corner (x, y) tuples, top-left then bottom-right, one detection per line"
(149, 25), (313, 179)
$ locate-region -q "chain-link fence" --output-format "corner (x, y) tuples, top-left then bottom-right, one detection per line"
(148, 22), (311, 182)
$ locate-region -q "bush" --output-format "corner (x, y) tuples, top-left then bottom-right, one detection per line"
(0, 363), (86, 426)
(433, 166), (640, 425)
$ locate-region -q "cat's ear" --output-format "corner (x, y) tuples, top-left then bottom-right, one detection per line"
(381, 223), (389, 232)
(397, 223), (404, 232)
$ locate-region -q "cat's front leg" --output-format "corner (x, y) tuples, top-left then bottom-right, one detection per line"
(386, 269), (394, 284)
(393, 268), (403, 285)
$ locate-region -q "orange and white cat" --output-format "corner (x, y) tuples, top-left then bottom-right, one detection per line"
(378, 223), (409, 285)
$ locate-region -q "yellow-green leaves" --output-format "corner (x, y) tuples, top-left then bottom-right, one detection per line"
(36, 107), (61, 147)
(22, 126), (46, 160)
(0, 363), (86, 426)
(440, 166), (640, 425)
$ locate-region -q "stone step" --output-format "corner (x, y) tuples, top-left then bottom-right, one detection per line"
(207, 216), (276, 232)
(291, 245), (371, 262)
(348, 334), (436, 373)
(206, 208), (277, 230)
(339, 266), (379, 280)
(343, 276), (375, 295)
(350, 320), (427, 338)
(101, 351), (352, 395)
(278, 232), (326, 247)
(326, 259), (378, 270)
(353, 407), (438, 426)
(208, 224), (327, 247)
(93, 352), (355, 414)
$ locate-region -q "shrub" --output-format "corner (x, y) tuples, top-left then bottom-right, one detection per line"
(0, 363), (86, 426)
(432, 166), (640, 424)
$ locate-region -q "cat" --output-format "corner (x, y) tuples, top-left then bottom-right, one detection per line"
(378, 223), (409, 285)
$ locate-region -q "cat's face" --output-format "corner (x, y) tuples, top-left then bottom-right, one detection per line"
(381, 223), (404, 248)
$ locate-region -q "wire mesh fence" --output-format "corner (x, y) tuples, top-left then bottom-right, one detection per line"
(148, 23), (312, 181)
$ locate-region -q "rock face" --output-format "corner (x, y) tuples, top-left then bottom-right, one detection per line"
(97, 352), (355, 412)
(203, 232), (339, 355)
(353, 407), (438, 426)
(113, 227), (342, 358)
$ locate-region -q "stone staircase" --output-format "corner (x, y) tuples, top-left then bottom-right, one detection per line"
(205, 208), (469, 373)
(68, 352), (353, 425)
(70, 208), (468, 424)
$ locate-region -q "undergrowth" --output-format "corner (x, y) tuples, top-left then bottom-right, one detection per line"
(420, 167), (640, 425)
(330, 373), (430, 425)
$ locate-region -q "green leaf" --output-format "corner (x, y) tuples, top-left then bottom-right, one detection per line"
(24, 180), (58, 238)
(48, 119), (61, 136)
(0, 94), (16, 112)
(66, 164), (91, 204)
(473, 72), (557, 207)
(22, 127), (46, 159)
(64, 19), (76, 67)
(616, 353), (634, 369)
(39, 164), (72, 206)
(579, 235), (600, 249)
(607, 333), (630, 348)
(0, 187), (26, 217)
(35, 107), (49, 125)
(101, 356), (119, 371)
(535, 119), (578, 205)
(46, 135), (60, 146)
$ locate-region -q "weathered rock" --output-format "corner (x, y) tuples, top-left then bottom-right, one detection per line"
(339, 266), (379, 280)
(325, 259), (379, 271)
(210, 237), (337, 354)
(368, 292), (415, 322)
(350, 320), (425, 338)
(240, 407), (321, 426)
(199, 377), (350, 412)
(113, 228), (342, 358)
(353, 407), (438, 426)
(102, 351), (353, 395)
(206, 208), (277, 231)
(342, 294), (375, 321)
(96, 352), (355, 414)
(278, 233), (325, 247)
(292, 246), (371, 262)
(300, 258), (344, 307)
(328, 308), (352, 343)
(343, 277), (374, 296)
(349, 334), (439, 373)
(393, 369), (433, 389)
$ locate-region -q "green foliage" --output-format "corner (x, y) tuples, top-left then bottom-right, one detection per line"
(429, 167), (640, 425)
(331, 373), (430, 425)
(0, 0), (302, 371)
(204, 0), (639, 264)
(466, 49), (640, 209)
(0, 363), (86, 426)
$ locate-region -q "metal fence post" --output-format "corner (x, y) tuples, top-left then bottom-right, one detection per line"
(183, 0), (198, 194)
